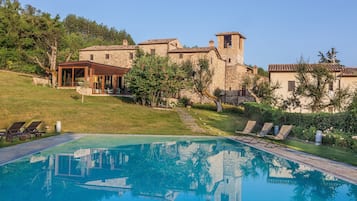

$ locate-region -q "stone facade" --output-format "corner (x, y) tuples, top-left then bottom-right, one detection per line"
(79, 32), (256, 104)
(79, 43), (136, 68)
(269, 64), (357, 113)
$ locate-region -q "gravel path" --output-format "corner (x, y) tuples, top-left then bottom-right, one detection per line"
(175, 107), (206, 133)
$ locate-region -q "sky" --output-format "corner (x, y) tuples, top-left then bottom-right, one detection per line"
(17, 0), (357, 69)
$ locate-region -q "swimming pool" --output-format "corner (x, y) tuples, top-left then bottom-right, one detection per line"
(0, 135), (356, 201)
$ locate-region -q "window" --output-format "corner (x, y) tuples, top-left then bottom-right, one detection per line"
(288, 81), (295, 92)
(329, 82), (333, 91)
(129, 52), (134, 60)
(150, 49), (155, 55)
(228, 58), (231, 63)
(241, 86), (247, 96)
(223, 35), (232, 48)
(90, 54), (94, 60)
(105, 54), (110, 59)
(179, 53), (183, 59)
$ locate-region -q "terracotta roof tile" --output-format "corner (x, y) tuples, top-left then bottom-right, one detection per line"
(138, 38), (177, 45)
(80, 45), (138, 51)
(59, 61), (130, 75)
(268, 63), (344, 72)
(341, 67), (357, 77)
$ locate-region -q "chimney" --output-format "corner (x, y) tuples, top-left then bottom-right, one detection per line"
(209, 40), (215, 48)
(123, 39), (128, 46)
(253, 65), (258, 75)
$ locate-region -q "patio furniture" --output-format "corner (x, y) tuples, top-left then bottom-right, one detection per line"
(257, 122), (274, 137)
(235, 120), (256, 134)
(265, 125), (293, 141)
(23, 121), (45, 138)
(5, 121), (26, 142)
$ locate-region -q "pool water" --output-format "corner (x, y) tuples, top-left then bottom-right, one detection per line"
(0, 135), (356, 201)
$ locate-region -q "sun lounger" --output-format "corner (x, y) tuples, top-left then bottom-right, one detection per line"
(235, 120), (256, 134)
(23, 121), (45, 138)
(257, 122), (273, 137)
(265, 125), (293, 141)
(0, 130), (5, 140)
(5, 121), (26, 142)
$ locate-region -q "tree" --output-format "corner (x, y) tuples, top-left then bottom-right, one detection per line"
(30, 13), (64, 87)
(318, 48), (340, 64)
(328, 87), (351, 112)
(295, 60), (335, 112)
(242, 74), (280, 105)
(126, 50), (190, 107)
(189, 58), (223, 112)
(0, 2), (136, 77)
(281, 91), (301, 112)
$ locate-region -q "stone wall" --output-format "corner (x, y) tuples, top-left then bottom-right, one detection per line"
(79, 49), (135, 68)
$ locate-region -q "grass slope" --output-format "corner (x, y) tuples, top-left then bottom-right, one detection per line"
(0, 71), (191, 135)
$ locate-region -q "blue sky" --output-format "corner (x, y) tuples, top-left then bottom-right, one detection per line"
(18, 0), (357, 69)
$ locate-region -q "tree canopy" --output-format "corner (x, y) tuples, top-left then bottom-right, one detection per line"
(0, 0), (134, 76)
(293, 59), (350, 113)
(318, 48), (340, 64)
(125, 50), (191, 107)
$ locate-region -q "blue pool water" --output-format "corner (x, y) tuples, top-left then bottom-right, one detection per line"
(0, 135), (356, 201)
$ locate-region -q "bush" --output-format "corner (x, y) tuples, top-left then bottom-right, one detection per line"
(243, 102), (283, 124)
(303, 126), (317, 141)
(352, 140), (357, 152)
(178, 97), (191, 107)
(243, 102), (357, 151)
(322, 134), (336, 145)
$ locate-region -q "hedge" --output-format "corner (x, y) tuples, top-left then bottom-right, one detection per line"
(243, 102), (357, 151)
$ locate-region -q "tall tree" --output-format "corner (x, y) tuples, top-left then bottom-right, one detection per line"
(295, 60), (335, 112)
(0, 2), (136, 77)
(242, 74), (280, 105)
(328, 87), (351, 112)
(126, 50), (190, 107)
(190, 58), (223, 112)
(31, 13), (64, 87)
(318, 48), (340, 64)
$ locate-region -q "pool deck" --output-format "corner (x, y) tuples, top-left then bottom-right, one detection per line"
(229, 135), (357, 185)
(0, 134), (85, 166)
(0, 133), (357, 184)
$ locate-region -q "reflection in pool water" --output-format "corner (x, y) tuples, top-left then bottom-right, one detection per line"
(0, 136), (356, 201)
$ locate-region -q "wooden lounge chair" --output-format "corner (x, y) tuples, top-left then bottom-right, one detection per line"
(265, 125), (293, 140)
(0, 130), (5, 140)
(5, 121), (26, 142)
(257, 122), (273, 137)
(23, 121), (45, 138)
(235, 120), (256, 134)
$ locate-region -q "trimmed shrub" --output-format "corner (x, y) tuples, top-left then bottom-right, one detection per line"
(243, 102), (357, 151)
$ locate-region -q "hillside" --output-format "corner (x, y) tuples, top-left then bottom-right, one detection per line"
(0, 71), (191, 135)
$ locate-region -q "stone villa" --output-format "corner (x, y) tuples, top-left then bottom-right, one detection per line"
(64, 32), (257, 104)
(269, 63), (357, 113)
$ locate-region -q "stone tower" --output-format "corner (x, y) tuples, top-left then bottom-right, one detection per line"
(216, 32), (245, 65)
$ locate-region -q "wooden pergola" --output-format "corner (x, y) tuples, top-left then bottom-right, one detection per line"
(57, 61), (130, 94)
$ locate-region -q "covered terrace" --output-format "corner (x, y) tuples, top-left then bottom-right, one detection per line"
(57, 61), (130, 95)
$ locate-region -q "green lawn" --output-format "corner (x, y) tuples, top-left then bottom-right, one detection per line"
(187, 104), (357, 166)
(1, 70), (356, 166)
(282, 139), (357, 166)
(187, 104), (248, 135)
(0, 70), (191, 136)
